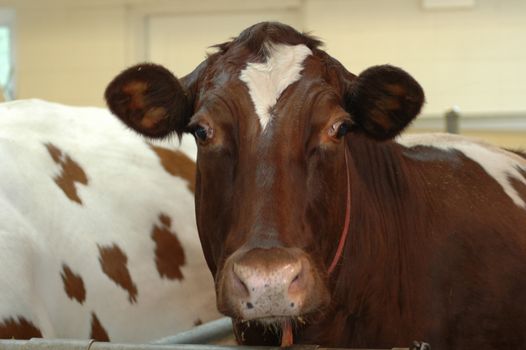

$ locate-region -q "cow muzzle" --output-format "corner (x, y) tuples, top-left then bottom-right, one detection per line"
(217, 247), (326, 322)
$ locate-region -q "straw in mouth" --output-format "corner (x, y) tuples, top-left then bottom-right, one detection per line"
(280, 320), (293, 347)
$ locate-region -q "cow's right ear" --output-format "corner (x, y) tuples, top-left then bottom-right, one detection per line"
(105, 63), (191, 139)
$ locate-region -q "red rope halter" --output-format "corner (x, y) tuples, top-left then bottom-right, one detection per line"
(328, 147), (351, 275)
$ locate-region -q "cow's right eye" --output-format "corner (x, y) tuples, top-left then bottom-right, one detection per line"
(194, 126), (208, 141)
(190, 124), (214, 143)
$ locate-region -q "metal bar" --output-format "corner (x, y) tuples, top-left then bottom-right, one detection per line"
(151, 317), (234, 345)
(0, 339), (409, 350)
(410, 111), (526, 132)
(0, 317), (413, 350)
(0, 339), (287, 350)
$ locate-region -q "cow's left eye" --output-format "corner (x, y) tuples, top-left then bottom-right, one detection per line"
(329, 120), (352, 139)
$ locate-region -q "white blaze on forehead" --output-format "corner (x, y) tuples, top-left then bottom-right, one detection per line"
(399, 133), (526, 208)
(239, 43), (312, 129)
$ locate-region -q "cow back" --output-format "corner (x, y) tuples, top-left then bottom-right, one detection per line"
(0, 99), (219, 342)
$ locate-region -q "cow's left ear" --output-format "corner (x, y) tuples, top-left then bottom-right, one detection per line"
(345, 65), (425, 141)
(105, 63), (192, 139)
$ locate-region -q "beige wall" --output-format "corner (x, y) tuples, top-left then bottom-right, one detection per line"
(1, 0), (524, 146)
(2, 0), (304, 106)
(2, 2), (129, 106)
(303, 0), (526, 116)
(147, 7), (301, 77)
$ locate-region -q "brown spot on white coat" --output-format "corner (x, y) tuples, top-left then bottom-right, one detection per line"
(60, 264), (86, 304)
(0, 317), (42, 339)
(151, 213), (186, 280)
(149, 145), (196, 193)
(97, 244), (138, 303)
(90, 312), (110, 341)
(45, 143), (88, 204)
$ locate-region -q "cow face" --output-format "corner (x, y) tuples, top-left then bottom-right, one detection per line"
(106, 22), (424, 343)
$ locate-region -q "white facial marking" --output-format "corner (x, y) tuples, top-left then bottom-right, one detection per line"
(399, 133), (526, 208)
(240, 43), (312, 129)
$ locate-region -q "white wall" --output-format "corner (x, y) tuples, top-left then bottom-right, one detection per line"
(1, 0), (525, 133)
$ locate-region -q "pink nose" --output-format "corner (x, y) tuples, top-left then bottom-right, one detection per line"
(219, 248), (315, 320)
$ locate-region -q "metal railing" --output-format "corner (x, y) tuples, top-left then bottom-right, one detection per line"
(0, 317), (421, 350)
(411, 108), (526, 133)
(0, 339), (414, 350)
(151, 317), (233, 345)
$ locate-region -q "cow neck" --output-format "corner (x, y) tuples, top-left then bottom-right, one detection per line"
(328, 146), (351, 275)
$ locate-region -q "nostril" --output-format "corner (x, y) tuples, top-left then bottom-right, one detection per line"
(231, 265), (250, 297)
(292, 273), (300, 284)
(289, 273), (302, 293)
(288, 266), (305, 294)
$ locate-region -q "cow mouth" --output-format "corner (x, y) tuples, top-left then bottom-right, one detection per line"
(235, 316), (306, 346)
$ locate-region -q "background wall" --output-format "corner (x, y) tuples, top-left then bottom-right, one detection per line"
(304, 0), (526, 116)
(1, 1), (128, 106)
(0, 0), (524, 146)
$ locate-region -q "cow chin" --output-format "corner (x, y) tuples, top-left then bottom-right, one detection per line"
(216, 247), (331, 324)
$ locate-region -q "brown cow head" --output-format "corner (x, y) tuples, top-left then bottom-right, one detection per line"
(106, 22), (424, 345)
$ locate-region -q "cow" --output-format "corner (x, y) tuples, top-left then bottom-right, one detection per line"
(105, 22), (526, 349)
(0, 99), (220, 342)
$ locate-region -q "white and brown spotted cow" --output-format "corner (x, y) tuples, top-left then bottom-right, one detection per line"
(0, 99), (219, 342)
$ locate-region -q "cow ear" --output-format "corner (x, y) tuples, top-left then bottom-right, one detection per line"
(105, 63), (192, 139)
(345, 65), (424, 141)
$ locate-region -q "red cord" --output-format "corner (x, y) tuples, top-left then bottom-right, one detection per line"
(328, 147), (351, 275)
